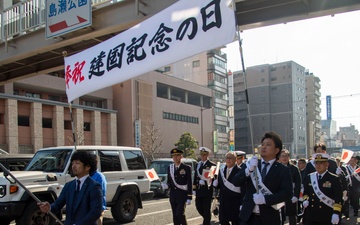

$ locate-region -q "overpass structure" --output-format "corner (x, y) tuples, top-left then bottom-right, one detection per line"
(1, 0), (360, 85)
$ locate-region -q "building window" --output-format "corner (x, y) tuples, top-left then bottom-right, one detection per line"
(64, 120), (72, 130)
(157, 83), (168, 99)
(164, 66), (171, 72)
(84, 122), (91, 131)
(18, 116), (30, 126)
(192, 60), (200, 68)
(42, 118), (52, 128)
(48, 95), (60, 102)
(163, 111), (199, 124)
(25, 92), (41, 99)
(215, 124), (227, 133)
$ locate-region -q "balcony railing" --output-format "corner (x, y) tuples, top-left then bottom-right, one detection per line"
(0, 0), (132, 43)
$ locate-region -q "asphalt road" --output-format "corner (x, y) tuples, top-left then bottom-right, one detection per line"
(10, 197), (360, 225)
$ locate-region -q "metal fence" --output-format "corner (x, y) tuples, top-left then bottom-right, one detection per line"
(0, 0), (126, 43)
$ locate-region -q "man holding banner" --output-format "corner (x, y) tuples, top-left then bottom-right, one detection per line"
(234, 131), (293, 225)
(193, 147), (216, 225)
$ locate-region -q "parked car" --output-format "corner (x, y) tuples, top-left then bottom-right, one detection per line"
(0, 154), (33, 172)
(149, 158), (197, 197)
(0, 146), (153, 225)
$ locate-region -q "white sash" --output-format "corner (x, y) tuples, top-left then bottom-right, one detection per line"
(348, 165), (360, 182)
(219, 167), (240, 193)
(247, 161), (285, 210)
(170, 164), (188, 191)
(310, 173), (334, 209)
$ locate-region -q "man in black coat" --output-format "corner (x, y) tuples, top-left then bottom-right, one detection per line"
(279, 149), (301, 225)
(302, 153), (343, 225)
(234, 131), (293, 225)
(213, 151), (242, 225)
(344, 155), (360, 217)
(235, 150), (248, 208)
(163, 148), (193, 225)
(193, 147), (216, 225)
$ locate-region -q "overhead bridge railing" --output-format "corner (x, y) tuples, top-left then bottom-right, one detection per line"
(0, 0), (145, 43)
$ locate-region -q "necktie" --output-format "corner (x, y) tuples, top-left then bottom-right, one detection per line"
(261, 162), (269, 180)
(175, 166), (178, 173)
(76, 180), (81, 192)
(226, 169), (231, 179)
(318, 175), (322, 181)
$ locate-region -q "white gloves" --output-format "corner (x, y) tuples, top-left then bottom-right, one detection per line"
(199, 180), (206, 186)
(248, 156), (258, 172)
(331, 214), (339, 224)
(253, 193), (266, 205)
(303, 200), (309, 208)
(343, 190), (348, 201)
(213, 179), (218, 187)
(336, 167), (342, 175)
(192, 191), (196, 196)
(161, 183), (168, 190)
(186, 199), (191, 205)
(291, 196), (298, 203)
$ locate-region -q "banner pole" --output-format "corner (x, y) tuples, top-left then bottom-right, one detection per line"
(63, 51), (77, 151)
(231, 0), (259, 192)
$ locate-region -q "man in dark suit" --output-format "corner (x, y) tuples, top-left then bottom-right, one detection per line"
(193, 147), (216, 225)
(297, 158), (307, 223)
(344, 155), (360, 217)
(213, 151), (242, 225)
(302, 153), (343, 225)
(38, 151), (103, 225)
(235, 150), (247, 209)
(279, 149), (301, 225)
(163, 148), (192, 225)
(234, 131), (293, 225)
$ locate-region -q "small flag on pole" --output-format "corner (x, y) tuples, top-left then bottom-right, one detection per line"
(341, 149), (354, 163)
(145, 168), (160, 182)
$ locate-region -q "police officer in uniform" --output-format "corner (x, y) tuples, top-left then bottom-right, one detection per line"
(193, 147), (216, 225)
(162, 148), (193, 225)
(303, 153), (343, 225)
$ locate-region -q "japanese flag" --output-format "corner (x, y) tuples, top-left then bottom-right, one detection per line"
(354, 167), (360, 174)
(341, 149), (354, 163)
(145, 168), (160, 182)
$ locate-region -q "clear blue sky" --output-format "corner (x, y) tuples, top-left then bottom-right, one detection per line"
(224, 10), (360, 131)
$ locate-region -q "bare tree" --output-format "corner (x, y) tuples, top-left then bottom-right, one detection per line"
(141, 122), (163, 161)
(66, 126), (85, 146)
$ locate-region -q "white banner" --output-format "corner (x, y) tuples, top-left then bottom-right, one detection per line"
(64, 0), (236, 102)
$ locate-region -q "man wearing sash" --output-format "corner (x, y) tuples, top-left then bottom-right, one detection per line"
(235, 150), (248, 210)
(164, 148), (193, 225)
(193, 147), (216, 225)
(234, 131), (293, 225)
(213, 151), (242, 225)
(345, 155), (360, 217)
(302, 153), (342, 225)
(304, 143), (337, 181)
(279, 149), (301, 225)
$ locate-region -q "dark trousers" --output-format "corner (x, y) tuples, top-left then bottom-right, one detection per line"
(195, 196), (212, 225)
(170, 201), (187, 225)
(239, 214), (263, 225)
(349, 187), (360, 215)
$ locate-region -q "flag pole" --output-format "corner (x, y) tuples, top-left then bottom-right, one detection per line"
(231, 0), (259, 192)
(63, 51), (77, 150)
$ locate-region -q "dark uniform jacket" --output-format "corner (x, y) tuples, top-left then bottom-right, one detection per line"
(284, 163), (302, 216)
(303, 171), (343, 223)
(234, 160), (293, 225)
(215, 165), (242, 223)
(167, 163), (193, 202)
(193, 160), (216, 197)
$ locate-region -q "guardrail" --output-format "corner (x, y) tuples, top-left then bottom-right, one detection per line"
(0, 0), (138, 43)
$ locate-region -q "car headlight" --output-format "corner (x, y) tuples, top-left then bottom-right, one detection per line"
(0, 185), (6, 198)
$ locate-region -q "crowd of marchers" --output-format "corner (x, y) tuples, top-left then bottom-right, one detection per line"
(161, 131), (360, 225)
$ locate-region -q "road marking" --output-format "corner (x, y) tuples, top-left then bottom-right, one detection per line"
(136, 209), (172, 217)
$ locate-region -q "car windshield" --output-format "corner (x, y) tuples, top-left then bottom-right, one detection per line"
(149, 161), (172, 174)
(26, 149), (72, 172)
